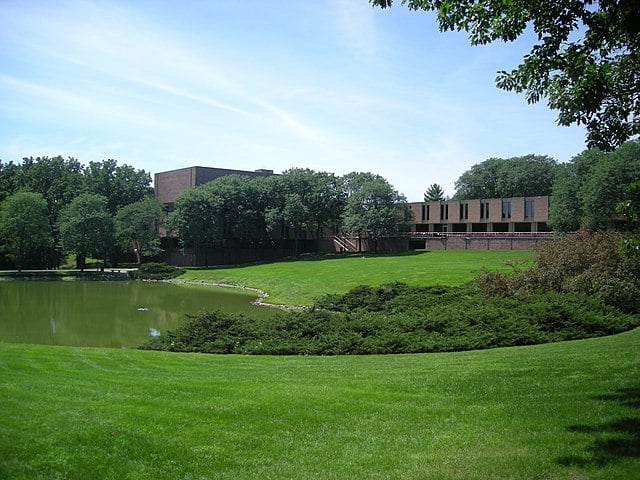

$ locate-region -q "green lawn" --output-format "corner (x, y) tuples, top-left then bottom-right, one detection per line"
(1, 329), (638, 479)
(179, 250), (533, 305)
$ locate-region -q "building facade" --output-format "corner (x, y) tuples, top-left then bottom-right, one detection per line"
(408, 196), (551, 234)
(154, 166), (274, 208)
(153, 166), (554, 262)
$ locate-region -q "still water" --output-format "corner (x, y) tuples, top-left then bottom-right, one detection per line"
(0, 280), (270, 348)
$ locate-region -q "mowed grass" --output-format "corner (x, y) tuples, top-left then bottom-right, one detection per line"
(1, 329), (639, 479)
(180, 250), (533, 305)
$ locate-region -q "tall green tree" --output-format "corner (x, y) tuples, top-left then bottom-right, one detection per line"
(84, 159), (152, 215)
(580, 141), (640, 230)
(549, 141), (640, 232)
(58, 194), (114, 271)
(342, 173), (410, 253)
(19, 156), (85, 267)
(169, 186), (220, 266)
(424, 184), (445, 202)
(263, 169), (345, 255)
(203, 175), (270, 243)
(617, 180), (640, 230)
(115, 198), (164, 264)
(371, 0), (640, 150)
(454, 155), (559, 200)
(0, 192), (52, 271)
(0, 160), (21, 203)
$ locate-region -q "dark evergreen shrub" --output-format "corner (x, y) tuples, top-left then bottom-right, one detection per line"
(131, 262), (186, 280)
(140, 283), (639, 355)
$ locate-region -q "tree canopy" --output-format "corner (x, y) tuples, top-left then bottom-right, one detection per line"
(0, 192), (52, 271)
(454, 155), (559, 200)
(0, 156), (153, 269)
(549, 141), (640, 232)
(342, 173), (410, 252)
(114, 198), (164, 264)
(58, 194), (115, 271)
(371, 0), (640, 150)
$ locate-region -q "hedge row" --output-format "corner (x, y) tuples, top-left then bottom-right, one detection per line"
(140, 283), (639, 355)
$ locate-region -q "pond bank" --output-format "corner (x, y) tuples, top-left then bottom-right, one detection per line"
(0, 270), (132, 281)
(165, 279), (307, 311)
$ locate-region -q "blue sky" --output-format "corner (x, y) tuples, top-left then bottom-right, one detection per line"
(1, 0), (587, 201)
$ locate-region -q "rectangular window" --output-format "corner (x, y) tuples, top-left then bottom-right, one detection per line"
(524, 199), (535, 218)
(480, 202), (489, 219)
(502, 201), (511, 219)
(421, 204), (426, 221)
(460, 203), (469, 220)
(426, 205), (430, 221)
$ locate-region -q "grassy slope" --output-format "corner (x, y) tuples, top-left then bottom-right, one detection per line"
(1, 329), (639, 479)
(179, 250), (533, 305)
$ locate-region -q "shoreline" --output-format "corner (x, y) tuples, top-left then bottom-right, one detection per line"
(165, 279), (308, 311)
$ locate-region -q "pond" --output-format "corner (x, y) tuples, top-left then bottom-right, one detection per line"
(0, 280), (273, 348)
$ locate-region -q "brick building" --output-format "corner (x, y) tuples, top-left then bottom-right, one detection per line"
(153, 166), (554, 262)
(408, 196), (551, 234)
(154, 166), (274, 208)
(404, 197), (552, 251)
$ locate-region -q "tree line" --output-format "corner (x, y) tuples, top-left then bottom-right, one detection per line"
(425, 141), (640, 233)
(169, 169), (409, 263)
(0, 157), (157, 270)
(0, 160), (410, 270)
(2, 142), (638, 270)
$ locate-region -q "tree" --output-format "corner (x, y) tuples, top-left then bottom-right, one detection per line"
(0, 160), (21, 203)
(549, 141), (640, 232)
(169, 186), (220, 266)
(262, 169), (345, 255)
(58, 194), (114, 271)
(0, 192), (52, 271)
(114, 198), (164, 264)
(83, 159), (153, 215)
(424, 184), (445, 202)
(579, 141), (640, 230)
(341, 173), (410, 253)
(454, 155), (559, 200)
(19, 156), (85, 267)
(617, 180), (640, 230)
(202, 175), (272, 244)
(371, 0), (640, 150)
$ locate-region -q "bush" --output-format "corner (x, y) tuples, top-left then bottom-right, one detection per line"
(475, 229), (640, 313)
(140, 283), (639, 355)
(130, 262), (186, 280)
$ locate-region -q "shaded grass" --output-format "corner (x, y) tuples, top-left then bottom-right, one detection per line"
(179, 250), (533, 305)
(1, 329), (639, 479)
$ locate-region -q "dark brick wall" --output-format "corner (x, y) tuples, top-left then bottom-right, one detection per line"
(155, 166), (274, 206)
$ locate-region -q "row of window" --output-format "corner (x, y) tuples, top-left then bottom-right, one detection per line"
(420, 199), (536, 222)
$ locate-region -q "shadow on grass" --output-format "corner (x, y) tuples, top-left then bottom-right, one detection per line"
(558, 386), (640, 468)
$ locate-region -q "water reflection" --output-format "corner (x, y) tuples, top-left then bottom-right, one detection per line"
(0, 280), (270, 348)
